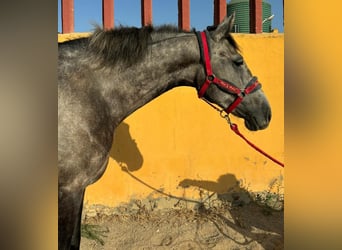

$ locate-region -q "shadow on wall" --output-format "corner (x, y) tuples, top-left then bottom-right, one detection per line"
(179, 173), (251, 207)
(179, 173), (241, 194)
(110, 122), (143, 172)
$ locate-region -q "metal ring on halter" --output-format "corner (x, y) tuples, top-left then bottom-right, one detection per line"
(219, 110), (232, 125)
(219, 110), (227, 118)
(220, 109), (232, 125)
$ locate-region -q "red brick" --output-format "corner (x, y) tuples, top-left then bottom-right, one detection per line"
(141, 0), (152, 26)
(214, 0), (227, 26)
(178, 0), (190, 31)
(102, 0), (114, 30)
(250, 0), (262, 33)
(62, 0), (74, 33)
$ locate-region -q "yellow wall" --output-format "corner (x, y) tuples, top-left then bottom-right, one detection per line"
(58, 33), (284, 207)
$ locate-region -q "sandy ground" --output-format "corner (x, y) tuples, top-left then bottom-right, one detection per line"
(80, 196), (283, 250)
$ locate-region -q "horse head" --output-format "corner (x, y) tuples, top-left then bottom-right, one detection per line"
(196, 13), (271, 131)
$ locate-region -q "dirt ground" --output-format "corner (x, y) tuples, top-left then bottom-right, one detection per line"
(80, 195), (283, 250)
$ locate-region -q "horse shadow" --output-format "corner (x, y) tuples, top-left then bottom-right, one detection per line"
(179, 173), (284, 249)
(110, 122), (143, 171)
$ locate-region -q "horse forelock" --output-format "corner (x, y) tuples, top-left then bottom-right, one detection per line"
(87, 25), (189, 67)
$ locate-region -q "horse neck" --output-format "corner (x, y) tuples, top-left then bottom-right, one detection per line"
(100, 33), (202, 123)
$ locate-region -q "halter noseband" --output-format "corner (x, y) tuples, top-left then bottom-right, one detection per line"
(196, 31), (261, 114)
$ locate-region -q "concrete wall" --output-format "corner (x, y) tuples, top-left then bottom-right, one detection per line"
(58, 32), (284, 207)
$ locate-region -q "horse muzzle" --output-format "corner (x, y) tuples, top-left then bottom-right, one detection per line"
(243, 103), (271, 131)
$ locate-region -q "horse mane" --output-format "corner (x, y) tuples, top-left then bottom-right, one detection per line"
(87, 24), (239, 67)
(88, 25), (185, 67)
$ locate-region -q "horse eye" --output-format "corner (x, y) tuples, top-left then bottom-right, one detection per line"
(233, 57), (244, 66)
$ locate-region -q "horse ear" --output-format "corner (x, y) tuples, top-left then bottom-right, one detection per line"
(211, 12), (235, 41)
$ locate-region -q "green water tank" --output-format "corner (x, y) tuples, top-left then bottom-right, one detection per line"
(227, 0), (272, 33)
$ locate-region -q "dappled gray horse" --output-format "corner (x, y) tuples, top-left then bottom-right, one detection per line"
(58, 14), (271, 249)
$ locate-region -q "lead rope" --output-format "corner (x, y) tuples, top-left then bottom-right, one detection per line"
(202, 99), (284, 168)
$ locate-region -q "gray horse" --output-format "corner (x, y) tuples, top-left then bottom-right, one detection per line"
(58, 14), (271, 249)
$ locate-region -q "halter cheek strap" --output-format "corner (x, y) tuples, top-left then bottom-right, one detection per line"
(195, 31), (261, 114)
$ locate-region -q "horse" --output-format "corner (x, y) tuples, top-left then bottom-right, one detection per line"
(58, 13), (271, 249)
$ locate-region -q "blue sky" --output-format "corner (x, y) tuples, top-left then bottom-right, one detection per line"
(58, 0), (283, 33)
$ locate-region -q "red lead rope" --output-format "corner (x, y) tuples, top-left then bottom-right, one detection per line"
(202, 99), (284, 168)
(229, 122), (284, 168)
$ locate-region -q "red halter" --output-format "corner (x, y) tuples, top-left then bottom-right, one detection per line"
(196, 31), (261, 114)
